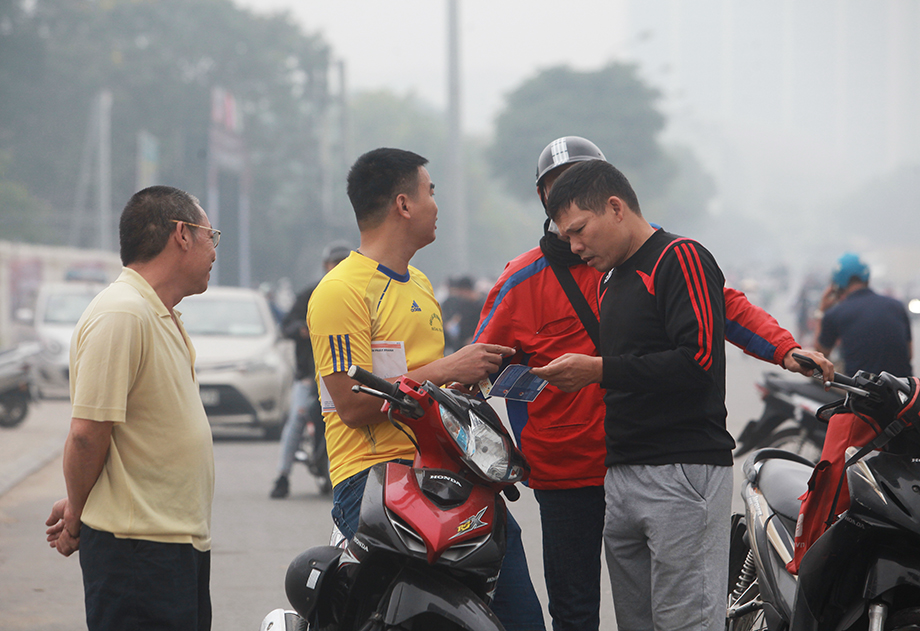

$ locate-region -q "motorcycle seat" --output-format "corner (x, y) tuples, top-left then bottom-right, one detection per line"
(757, 457), (813, 525)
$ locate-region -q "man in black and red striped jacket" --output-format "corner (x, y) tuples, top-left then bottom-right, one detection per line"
(534, 158), (744, 631)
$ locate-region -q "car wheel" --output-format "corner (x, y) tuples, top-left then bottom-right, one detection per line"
(0, 393), (29, 428)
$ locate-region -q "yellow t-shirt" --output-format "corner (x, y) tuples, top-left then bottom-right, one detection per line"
(307, 251), (445, 487)
(71, 268), (214, 551)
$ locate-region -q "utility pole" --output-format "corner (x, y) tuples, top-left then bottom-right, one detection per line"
(97, 90), (113, 252)
(446, 0), (467, 271)
(71, 89), (113, 250)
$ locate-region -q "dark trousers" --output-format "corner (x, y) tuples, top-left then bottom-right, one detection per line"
(333, 465), (546, 631)
(79, 525), (211, 631)
(534, 486), (606, 631)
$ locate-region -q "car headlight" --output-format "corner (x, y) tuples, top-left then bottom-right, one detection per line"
(440, 404), (525, 483)
(40, 337), (63, 358)
(197, 353), (280, 375)
(240, 358), (276, 374)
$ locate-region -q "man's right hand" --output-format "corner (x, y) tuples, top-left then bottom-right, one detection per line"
(441, 343), (514, 385)
(819, 285), (841, 313)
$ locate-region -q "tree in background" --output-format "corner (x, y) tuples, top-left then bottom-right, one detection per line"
(0, 0), (333, 289)
(489, 63), (711, 229)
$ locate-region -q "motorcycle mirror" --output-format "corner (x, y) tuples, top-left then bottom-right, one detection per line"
(816, 399), (847, 423)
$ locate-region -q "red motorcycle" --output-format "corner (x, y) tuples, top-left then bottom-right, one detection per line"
(261, 365), (529, 631)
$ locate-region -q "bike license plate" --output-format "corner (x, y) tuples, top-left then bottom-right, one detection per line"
(199, 388), (220, 406)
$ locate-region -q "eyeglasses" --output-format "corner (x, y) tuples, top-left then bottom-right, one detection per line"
(171, 220), (220, 248)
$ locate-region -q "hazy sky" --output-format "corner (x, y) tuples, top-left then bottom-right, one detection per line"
(234, 0), (634, 135)
(233, 0), (920, 278)
(232, 0), (919, 174)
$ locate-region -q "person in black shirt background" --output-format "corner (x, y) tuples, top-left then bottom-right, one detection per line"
(270, 242), (351, 499)
(440, 275), (485, 355)
(786, 252), (913, 573)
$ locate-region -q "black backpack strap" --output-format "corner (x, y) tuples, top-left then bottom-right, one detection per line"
(547, 259), (601, 352)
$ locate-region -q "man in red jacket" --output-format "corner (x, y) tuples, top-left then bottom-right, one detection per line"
(473, 136), (832, 631)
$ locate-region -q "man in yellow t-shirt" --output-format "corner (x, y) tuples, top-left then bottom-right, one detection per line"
(308, 148), (549, 631)
(45, 186), (218, 631)
(308, 148), (512, 538)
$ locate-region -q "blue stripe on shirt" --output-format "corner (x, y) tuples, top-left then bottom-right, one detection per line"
(474, 257), (549, 341)
(328, 335), (337, 372)
(726, 319), (777, 362)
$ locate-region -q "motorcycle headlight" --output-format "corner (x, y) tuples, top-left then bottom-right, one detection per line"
(440, 404), (525, 483)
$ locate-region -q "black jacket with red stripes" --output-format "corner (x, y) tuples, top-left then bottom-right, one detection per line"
(599, 228), (734, 467)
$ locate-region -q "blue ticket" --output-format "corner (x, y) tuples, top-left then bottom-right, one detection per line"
(486, 364), (549, 402)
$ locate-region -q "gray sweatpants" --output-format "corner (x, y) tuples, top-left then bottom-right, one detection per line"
(603, 463), (732, 631)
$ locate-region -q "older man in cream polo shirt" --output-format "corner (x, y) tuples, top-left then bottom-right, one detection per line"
(45, 186), (218, 631)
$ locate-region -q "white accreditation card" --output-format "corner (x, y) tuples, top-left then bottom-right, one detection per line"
(320, 341), (408, 413)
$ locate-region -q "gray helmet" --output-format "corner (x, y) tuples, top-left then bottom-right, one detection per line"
(535, 136), (606, 187)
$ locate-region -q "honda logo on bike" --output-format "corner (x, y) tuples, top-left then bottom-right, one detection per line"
(449, 507), (488, 540)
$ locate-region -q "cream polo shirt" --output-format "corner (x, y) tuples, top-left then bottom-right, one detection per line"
(71, 267), (214, 551)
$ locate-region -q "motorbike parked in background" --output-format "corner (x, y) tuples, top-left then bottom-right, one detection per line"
(260, 365), (529, 631)
(727, 354), (920, 630)
(294, 400), (332, 496)
(0, 342), (40, 428)
(733, 369), (840, 463)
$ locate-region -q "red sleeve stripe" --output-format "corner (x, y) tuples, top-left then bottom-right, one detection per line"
(674, 243), (714, 371)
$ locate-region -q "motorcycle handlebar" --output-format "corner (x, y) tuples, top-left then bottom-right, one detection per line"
(347, 365), (402, 399)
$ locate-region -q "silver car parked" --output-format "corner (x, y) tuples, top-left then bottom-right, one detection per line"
(27, 281), (107, 399)
(179, 286), (294, 439)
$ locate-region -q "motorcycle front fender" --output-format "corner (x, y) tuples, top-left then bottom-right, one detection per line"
(381, 566), (505, 631)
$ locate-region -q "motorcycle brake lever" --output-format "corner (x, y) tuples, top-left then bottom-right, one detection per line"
(351, 384), (404, 406)
(351, 384), (424, 418)
(827, 382), (872, 398)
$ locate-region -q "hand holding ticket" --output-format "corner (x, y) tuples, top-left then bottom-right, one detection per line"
(530, 353), (603, 393)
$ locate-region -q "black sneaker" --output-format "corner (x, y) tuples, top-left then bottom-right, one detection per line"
(270, 475), (290, 499)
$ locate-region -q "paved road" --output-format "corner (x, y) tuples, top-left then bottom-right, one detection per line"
(0, 351), (770, 630)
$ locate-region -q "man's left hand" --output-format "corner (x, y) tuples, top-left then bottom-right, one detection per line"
(45, 497), (81, 556)
(783, 348), (833, 380)
(531, 354), (602, 392)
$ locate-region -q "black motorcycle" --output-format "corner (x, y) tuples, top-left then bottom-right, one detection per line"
(0, 342), (39, 428)
(727, 354), (920, 630)
(733, 369), (840, 463)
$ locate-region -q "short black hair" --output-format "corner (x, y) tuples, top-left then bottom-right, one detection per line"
(119, 186), (202, 265)
(322, 240), (352, 265)
(346, 148), (429, 229)
(449, 275), (474, 290)
(545, 160), (641, 221)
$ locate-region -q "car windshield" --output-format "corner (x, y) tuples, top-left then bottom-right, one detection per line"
(179, 297), (267, 336)
(43, 293), (97, 324)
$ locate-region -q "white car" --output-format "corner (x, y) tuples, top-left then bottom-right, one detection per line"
(178, 286), (294, 439)
(28, 281), (107, 399)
